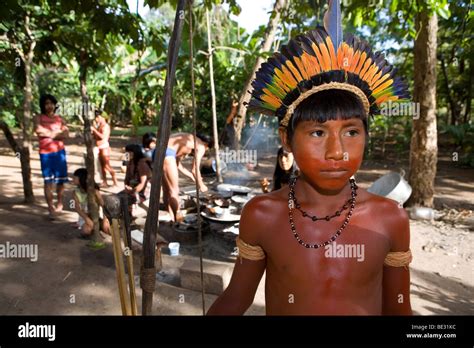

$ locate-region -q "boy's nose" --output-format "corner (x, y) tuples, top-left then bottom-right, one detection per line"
(325, 135), (345, 161)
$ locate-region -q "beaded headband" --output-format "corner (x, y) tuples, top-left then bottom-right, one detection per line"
(246, 0), (410, 127)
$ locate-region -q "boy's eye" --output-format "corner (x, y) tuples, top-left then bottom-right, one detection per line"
(344, 129), (360, 137)
(310, 130), (325, 137)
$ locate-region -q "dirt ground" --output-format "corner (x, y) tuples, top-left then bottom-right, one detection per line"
(0, 132), (472, 315)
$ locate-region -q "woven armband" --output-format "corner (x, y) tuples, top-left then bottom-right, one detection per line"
(384, 249), (412, 269)
(236, 237), (266, 261)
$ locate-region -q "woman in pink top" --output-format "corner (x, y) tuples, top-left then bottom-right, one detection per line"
(34, 94), (69, 220)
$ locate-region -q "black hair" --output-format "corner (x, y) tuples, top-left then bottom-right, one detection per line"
(126, 144), (145, 167)
(142, 132), (157, 149)
(94, 108), (103, 116)
(272, 147), (295, 191)
(73, 168), (99, 191)
(285, 89), (368, 141)
(196, 133), (214, 148)
(39, 94), (58, 114)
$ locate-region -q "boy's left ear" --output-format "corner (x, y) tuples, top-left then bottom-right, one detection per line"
(278, 127), (292, 152)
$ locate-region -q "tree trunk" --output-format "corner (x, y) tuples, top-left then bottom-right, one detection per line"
(19, 43), (35, 204)
(206, 8), (222, 182)
(408, 6), (438, 207)
(233, 0), (287, 147)
(80, 65), (100, 241)
(142, 0), (186, 315)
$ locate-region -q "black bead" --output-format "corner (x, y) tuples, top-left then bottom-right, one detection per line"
(312, 216), (317, 221)
(336, 211), (341, 216)
(303, 212), (307, 217)
(325, 216), (330, 221)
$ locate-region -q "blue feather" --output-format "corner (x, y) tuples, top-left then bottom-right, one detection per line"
(323, 0), (342, 49)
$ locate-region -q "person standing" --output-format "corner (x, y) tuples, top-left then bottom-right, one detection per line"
(34, 94), (69, 220)
(91, 109), (118, 187)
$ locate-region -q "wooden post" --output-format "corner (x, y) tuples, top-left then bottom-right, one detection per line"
(111, 218), (132, 315)
(206, 8), (223, 183)
(141, 0), (187, 315)
(189, 0), (206, 315)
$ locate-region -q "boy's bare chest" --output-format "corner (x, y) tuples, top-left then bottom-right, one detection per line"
(261, 209), (391, 286)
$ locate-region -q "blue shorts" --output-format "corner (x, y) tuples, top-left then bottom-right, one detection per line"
(40, 149), (68, 184)
(165, 148), (176, 158)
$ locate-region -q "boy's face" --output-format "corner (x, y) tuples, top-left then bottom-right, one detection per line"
(280, 117), (366, 192)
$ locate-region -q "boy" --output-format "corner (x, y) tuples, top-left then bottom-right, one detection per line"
(207, 1), (412, 315)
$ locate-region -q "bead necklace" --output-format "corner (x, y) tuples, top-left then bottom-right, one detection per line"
(287, 177), (358, 249)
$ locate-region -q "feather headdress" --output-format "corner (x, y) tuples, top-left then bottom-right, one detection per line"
(247, 0), (410, 127)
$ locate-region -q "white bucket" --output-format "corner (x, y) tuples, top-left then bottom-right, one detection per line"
(168, 242), (180, 256)
(367, 170), (412, 205)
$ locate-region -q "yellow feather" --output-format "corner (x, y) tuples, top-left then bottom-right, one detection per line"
(372, 73), (391, 90)
(369, 70), (383, 88)
(372, 78), (393, 96)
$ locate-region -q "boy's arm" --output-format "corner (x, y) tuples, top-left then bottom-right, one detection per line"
(207, 198), (266, 315)
(382, 204), (412, 315)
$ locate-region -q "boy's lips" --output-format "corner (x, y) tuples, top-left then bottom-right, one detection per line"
(319, 168), (348, 177)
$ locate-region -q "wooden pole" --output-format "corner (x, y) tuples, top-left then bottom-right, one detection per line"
(111, 218), (132, 315)
(189, 0), (206, 315)
(206, 8), (223, 183)
(141, 0), (187, 315)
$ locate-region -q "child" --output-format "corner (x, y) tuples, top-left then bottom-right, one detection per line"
(72, 168), (110, 237)
(91, 110), (118, 187)
(122, 144), (151, 216)
(272, 147), (296, 191)
(207, 1), (412, 315)
(142, 132), (157, 162)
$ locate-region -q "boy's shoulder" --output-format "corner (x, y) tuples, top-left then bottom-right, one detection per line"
(359, 188), (410, 248)
(360, 188), (409, 221)
(238, 189), (289, 245)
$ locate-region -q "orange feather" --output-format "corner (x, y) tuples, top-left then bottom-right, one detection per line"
(325, 37), (338, 69)
(261, 90), (282, 108)
(363, 63), (379, 83)
(349, 50), (361, 72)
(294, 56), (310, 80)
(359, 57), (372, 78)
(286, 60), (303, 82)
(318, 41), (332, 71)
(354, 52), (367, 75)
